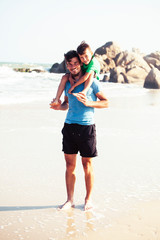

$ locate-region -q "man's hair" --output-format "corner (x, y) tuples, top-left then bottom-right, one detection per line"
(77, 41), (93, 55)
(64, 50), (81, 63)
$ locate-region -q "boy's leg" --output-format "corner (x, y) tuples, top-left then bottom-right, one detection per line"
(81, 77), (93, 95)
(51, 74), (69, 106)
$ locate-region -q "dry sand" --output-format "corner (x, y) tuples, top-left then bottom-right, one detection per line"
(0, 99), (160, 240)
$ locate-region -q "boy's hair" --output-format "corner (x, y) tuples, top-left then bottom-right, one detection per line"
(64, 50), (81, 63)
(77, 41), (93, 55)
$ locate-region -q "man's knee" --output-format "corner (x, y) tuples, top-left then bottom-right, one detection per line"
(66, 161), (76, 172)
(82, 158), (92, 170)
(65, 154), (76, 172)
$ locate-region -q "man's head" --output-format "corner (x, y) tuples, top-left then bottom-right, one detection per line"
(64, 50), (81, 77)
(77, 41), (93, 65)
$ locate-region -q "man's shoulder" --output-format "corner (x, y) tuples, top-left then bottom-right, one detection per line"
(91, 78), (102, 91)
(92, 78), (100, 85)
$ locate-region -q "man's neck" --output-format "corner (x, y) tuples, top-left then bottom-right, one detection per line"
(71, 71), (83, 81)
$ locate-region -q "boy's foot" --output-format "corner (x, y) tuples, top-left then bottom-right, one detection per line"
(84, 200), (93, 211)
(72, 93), (78, 97)
(50, 101), (59, 106)
(80, 91), (87, 96)
(58, 201), (75, 210)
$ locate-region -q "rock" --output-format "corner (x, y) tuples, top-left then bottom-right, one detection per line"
(31, 69), (46, 73)
(14, 68), (30, 72)
(144, 54), (160, 70)
(144, 68), (160, 89)
(113, 51), (151, 83)
(126, 66), (149, 83)
(13, 68), (45, 73)
(95, 41), (121, 59)
(50, 60), (68, 73)
(95, 54), (116, 73)
(146, 51), (160, 61)
(109, 66), (127, 83)
(101, 73), (110, 82)
(118, 51), (150, 72)
(94, 42), (121, 73)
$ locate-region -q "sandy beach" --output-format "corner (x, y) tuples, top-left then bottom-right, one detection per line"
(0, 93), (160, 239)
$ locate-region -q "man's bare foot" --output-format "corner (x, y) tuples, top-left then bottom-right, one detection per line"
(58, 201), (75, 210)
(84, 200), (93, 211)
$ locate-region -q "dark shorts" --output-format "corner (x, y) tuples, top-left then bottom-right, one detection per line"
(62, 123), (98, 158)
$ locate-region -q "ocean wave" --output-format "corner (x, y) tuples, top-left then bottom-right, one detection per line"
(0, 64), (159, 106)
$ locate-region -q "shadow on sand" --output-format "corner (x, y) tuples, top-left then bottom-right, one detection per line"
(0, 204), (85, 212)
(0, 205), (59, 212)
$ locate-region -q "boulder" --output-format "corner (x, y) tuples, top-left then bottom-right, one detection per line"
(50, 60), (68, 73)
(113, 51), (151, 83)
(126, 66), (149, 83)
(95, 41), (121, 59)
(144, 52), (160, 70)
(144, 68), (160, 89)
(95, 54), (116, 73)
(146, 51), (160, 61)
(118, 51), (150, 72)
(109, 66), (128, 83)
(14, 68), (45, 73)
(94, 42), (121, 73)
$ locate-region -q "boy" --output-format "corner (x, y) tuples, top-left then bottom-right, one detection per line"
(51, 41), (100, 106)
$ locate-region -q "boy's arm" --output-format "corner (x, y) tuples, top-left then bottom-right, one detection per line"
(68, 71), (94, 94)
(55, 74), (69, 100)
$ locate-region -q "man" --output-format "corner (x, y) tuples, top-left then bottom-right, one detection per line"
(50, 50), (108, 211)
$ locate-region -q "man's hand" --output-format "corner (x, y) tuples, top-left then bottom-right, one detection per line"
(50, 99), (62, 110)
(73, 92), (90, 107)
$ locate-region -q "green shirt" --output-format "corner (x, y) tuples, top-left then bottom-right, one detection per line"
(81, 56), (100, 80)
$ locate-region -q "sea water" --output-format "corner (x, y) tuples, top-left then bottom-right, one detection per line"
(0, 62), (63, 105)
(1, 62), (160, 107)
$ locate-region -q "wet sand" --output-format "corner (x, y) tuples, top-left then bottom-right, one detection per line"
(0, 95), (160, 239)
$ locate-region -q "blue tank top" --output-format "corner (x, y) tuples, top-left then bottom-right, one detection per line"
(64, 79), (102, 125)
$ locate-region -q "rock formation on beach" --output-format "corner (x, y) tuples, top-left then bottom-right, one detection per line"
(14, 68), (46, 73)
(50, 41), (160, 89)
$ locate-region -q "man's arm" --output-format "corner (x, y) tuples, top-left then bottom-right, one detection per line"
(75, 91), (109, 108)
(50, 96), (69, 110)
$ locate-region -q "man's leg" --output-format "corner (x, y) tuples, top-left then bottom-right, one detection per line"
(82, 157), (94, 211)
(60, 153), (77, 210)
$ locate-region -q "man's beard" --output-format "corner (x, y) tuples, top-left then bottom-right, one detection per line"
(71, 72), (79, 78)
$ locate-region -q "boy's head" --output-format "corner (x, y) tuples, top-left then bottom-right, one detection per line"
(64, 50), (81, 76)
(77, 41), (93, 65)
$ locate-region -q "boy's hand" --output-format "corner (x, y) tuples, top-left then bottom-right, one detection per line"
(68, 85), (75, 94)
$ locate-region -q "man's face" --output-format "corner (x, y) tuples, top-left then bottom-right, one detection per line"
(79, 48), (93, 65)
(66, 57), (81, 76)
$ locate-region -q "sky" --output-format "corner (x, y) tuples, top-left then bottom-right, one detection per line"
(0, 0), (160, 64)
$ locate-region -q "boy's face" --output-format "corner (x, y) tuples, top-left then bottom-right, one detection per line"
(79, 48), (93, 65)
(66, 57), (81, 76)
